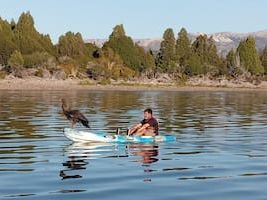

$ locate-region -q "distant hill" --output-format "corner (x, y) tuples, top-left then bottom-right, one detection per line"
(202, 29), (267, 56)
(86, 29), (267, 57)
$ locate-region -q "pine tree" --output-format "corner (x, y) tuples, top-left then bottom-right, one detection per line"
(14, 12), (54, 55)
(206, 36), (220, 66)
(0, 17), (17, 65)
(237, 36), (264, 74)
(192, 34), (219, 65)
(108, 24), (125, 39)
(226, 49), (235, 68)
(144, 50), (156, 75)
(226, 48), (242, 77)
(103, 24), (142, 72)
(176, 28), (191, 68)
(57, 31), (87, 57)
(189, 34), (221, 75)
(189, 35), (207, 75)
(135, 45), (156, 73)
(157, 28), (176, 72)
(261, 45), (267, 74)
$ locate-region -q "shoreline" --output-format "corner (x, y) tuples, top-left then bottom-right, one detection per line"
(1, 77), (267, 91)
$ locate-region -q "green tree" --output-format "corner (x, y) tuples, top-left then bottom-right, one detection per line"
(0, 17), (17, 65)
(13, 12), (55, 55)
(189, 34), (221, 75)
(192, 34), (220, 65)
(136, 45), (156, 74)
(226, 49), (235, 68)
(157, 28), (176, 72)
(88, 47), (135, 80)
(261, 45), (267, 74)
(57, 31), (92, 72)
(85, 42), (100, 60)
(109, 24), (125, 38)
(237, 36), (264, 74)
(207, 36), (221, 66)
(103, 24), (142, 72)
(225, 49), (244, 77)
(57, 32), (87, 57)
(176, 28), (191, 68)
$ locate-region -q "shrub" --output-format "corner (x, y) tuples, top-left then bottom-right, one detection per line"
(23, 51), (52, 68)
(0, 71), (6, 79)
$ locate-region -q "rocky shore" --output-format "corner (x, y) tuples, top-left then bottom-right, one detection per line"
(1, 75), (267, 91)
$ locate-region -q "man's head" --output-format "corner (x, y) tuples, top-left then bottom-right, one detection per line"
(144, 108), (153, 120)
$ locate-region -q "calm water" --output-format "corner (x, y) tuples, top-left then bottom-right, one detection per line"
(1, 90), (267, 200)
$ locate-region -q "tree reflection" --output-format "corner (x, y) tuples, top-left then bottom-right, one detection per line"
(0, 90), (55, 139)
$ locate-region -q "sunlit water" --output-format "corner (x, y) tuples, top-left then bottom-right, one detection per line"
(1, 90), (267, 200)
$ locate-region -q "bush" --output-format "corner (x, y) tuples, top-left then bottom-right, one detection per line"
(60, 63), (78, 78)
(174, 73), (188, 85)
(23, 51), (52, 68)
(35, 68), (43, 77)
(79, 79), (94, 85)
(87, 62), (135, 81)
(8, 50), (24, 68)
(0, 71), (6, 79)
(98, 78), (111, 85)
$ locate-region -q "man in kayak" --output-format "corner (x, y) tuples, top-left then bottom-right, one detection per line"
(127, 108), (159, 136)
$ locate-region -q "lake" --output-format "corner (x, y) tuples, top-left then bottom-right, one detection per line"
(0, 90), (267, 200)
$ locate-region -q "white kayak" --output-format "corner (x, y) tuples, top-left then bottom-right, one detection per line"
(63, 128), (176, 143)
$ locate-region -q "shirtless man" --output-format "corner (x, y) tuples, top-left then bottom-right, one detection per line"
(128, 108), (159, 136)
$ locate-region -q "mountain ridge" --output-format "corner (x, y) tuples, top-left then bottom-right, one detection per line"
(85, 29), (267, 57)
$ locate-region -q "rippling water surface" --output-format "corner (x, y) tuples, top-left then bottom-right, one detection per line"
(1, 90), (267, 200)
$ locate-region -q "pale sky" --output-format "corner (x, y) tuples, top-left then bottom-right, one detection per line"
(1, 0), (267, 43)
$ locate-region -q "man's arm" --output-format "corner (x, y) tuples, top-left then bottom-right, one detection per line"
(128, 123), (142, 135)
(133, 123), (151, 136)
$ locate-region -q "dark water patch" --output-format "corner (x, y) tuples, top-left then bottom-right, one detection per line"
(53, 189), (87, 193)
(163, 167), (190, 171)
(240, 172), (267, 176)
(0, 168), (34, 172)
(179, 176), (230, 180)
(167, 151), (202, 155)
(4, 193), (36, 198)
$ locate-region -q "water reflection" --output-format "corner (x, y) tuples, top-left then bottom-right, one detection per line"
(1, 90), (267, 199)
(64, 142), (159, 164)
(61, 142), (159, 182)
(128, 144), (159, 165)
(2, 90), (267, 137)
(0, 144), (36, 172)
(61, 142), (112, 180)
